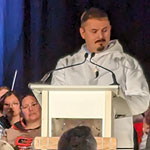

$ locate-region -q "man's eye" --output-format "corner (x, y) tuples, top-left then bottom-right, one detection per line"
(102, 28), (108, 32)
(91, 30), (97, 33)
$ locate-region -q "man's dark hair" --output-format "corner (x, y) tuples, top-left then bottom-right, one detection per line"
(58, 126), (97, 150)
(81, 7), (108, 26)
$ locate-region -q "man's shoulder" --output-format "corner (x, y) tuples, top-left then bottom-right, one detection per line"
(121, 52), (142, 70)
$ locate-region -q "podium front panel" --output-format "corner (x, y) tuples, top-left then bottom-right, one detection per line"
(29, 85), (119, 138)
(47, 89), (113, 137)
(49, 90), (105, 118)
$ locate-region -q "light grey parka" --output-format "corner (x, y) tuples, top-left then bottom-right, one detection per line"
(51, 40), (150, 148)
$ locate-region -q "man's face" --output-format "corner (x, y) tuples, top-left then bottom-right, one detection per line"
(80, 18), (111, 53)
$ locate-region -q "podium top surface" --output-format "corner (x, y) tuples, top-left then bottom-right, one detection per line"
(29, 83), (119, 92)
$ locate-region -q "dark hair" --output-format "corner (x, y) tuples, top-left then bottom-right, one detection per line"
(58, 126), (97, 150)
(81, 7), (108, 26)
(0, 91), (21, 112)
(21, 92), (37, 107)
(145, 108), (150, 125)
(0, 86), (9, 92)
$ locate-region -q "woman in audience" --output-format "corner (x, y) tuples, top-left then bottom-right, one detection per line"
(2, 93), (41, 149)
(0, 86), (9, 98)
(0, 86), (9, 116)
(134, 108), (150, 149)
(0, 90), (21, 138)
(139, 108), (150, 149)
(0, 86), (10, 137)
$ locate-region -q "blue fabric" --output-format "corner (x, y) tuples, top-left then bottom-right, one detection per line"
(3, 0), (24, 91)
(0, 0), (6, 85)
(29, 0), (42, 81)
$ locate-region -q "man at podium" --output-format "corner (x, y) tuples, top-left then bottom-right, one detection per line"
(50, 7), (150, 149)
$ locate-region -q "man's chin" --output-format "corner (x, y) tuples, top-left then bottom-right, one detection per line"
(97, 46), (105, 52)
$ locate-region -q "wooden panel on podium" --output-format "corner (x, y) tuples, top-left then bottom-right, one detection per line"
(33, 137), (117, 150)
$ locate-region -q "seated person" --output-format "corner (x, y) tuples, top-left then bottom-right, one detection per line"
(58, 126), (97, 150)
(0, 86), (9, 98)
(0, 90), (21, 138)
(139, 108), (150, 149)
(134, 108), (150, 149)
(2, 93), (41, 149)
(0, 86), (9, 116)
(0, 86), (9, 137)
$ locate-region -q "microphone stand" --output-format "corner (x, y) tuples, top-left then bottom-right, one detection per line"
(40, 53), (89, 83)
(90, 53), (119, 85)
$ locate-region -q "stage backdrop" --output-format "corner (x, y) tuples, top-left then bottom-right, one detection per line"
(0, 0), (150, 94)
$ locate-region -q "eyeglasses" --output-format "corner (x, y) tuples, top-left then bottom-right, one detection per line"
(21, 102), (38, 110)
(4, 102), (20, 108)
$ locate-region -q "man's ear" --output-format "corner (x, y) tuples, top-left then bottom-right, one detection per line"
(79, 27), (85, 40)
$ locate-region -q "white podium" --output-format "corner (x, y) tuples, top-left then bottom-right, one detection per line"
(29, 84), (132, 139)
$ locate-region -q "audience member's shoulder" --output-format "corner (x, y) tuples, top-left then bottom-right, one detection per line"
(13, 120), (26, 131)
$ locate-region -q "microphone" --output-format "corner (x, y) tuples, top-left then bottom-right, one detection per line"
(90, 53), (119, 85)
(40, 53), (89, 83)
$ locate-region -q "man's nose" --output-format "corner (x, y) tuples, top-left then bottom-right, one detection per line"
(98, 31), (103, 39)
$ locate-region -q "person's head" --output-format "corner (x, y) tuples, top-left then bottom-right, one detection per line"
(0, 86), (10, 114)
(0, 86), (9, 98)
(143, 108), (150, 134)
(21, 94), (41, 127)
(58, 126), (97, 150)
(80, 7), (111, 53)
(1, 91), (21, 119)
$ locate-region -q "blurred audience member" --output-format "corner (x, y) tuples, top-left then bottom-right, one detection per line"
(0, 86), (10, 137)
(2, 94), (41, 149)
(0, 86), (9, 116)
(134, 108), (150, 149)
(145, 132), (150, 149)
(2, 91), (21, 125)
(139, 108), (150, 149)
(0, 86), (9, 97)
(0, 139), (14, 150)
(58, 126), (97, 150)
(0, 90), (21, 138)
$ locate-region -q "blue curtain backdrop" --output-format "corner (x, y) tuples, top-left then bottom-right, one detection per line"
(0, 0), (24, 93)
(0, 0), (6, 85)
(0, 0), (150, 94)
